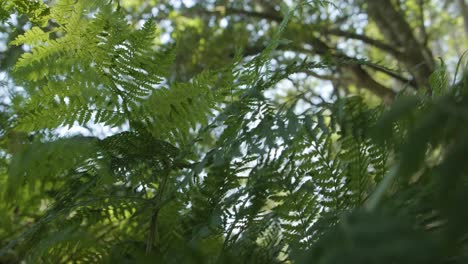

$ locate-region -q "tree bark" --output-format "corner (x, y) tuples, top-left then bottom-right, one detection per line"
(459, 0), (468, 37)
(366, 0), (435, 90)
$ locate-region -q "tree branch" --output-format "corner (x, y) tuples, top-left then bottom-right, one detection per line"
(366, 0), (435, 89)
(301, 69), (335, 80)
(320, 28), (403, 58)
(186, 6), (397, 100)
(221, 7), (404, 59)
(458, 0), (468, 37)
(418, 0), (429, 45)
(225, 7), (283, 22)
(360, 61), (417, 87)
(348, 65), (395, 102)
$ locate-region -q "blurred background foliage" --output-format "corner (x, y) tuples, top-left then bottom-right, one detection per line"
(0, 0), (467, 263)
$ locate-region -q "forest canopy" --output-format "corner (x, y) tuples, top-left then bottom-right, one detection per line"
(0, 0), (468, 263)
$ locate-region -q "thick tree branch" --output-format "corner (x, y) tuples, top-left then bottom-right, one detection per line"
(459, 0), (468, 37)
(306, 37), (396, 99)
(360, 61), (417, 87)
(219, 7), (411, 85)
(221, 7), (404, 58)
(187, 6), (397, 99)
(192, 4), (434, 91)
(224, 7), (283, 22)
(320, 28), (404, 59)
(418, 0), (429, 45)
(366, 0), (435, 89)
(301, 69), (335, 80)
(348, 65), (395, 101)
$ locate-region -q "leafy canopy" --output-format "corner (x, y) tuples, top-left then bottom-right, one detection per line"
(0, 0), (468, 263)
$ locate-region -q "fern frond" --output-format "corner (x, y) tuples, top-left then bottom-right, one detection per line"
(12, 2), (173, 132)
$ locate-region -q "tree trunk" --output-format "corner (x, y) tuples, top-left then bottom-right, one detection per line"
(459, 0), (468, 37)
(366, 0), (435, 90)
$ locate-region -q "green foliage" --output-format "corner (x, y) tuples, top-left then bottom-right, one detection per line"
(1, 0), (468, 263)
(0, 0), (50, 24)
